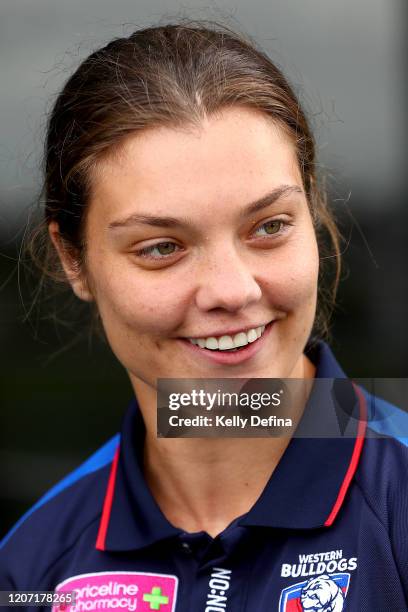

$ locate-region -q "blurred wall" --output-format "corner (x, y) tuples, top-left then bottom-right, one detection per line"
(1, 0), (407, 537)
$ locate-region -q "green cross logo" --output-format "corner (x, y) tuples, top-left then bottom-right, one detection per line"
(143, 586), (169, 610)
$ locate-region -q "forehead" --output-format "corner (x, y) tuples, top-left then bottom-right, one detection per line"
(88, 107), (302, 220)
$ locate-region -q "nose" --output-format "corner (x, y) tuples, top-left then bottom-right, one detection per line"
(194, 244), (262, 313)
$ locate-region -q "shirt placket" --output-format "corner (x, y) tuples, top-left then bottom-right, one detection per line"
(171, 526), (251, 612)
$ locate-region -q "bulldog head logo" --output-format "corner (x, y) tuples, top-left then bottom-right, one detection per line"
(300, 574), (345, 612)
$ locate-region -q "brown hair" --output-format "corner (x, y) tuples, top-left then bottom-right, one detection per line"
(26, 20), (341, 340)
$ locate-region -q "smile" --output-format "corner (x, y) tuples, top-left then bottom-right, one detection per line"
(179, 321), (274, 365)
(188, 324), (266, 352)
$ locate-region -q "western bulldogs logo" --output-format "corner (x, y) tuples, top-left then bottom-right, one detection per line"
(279, 573), (349, 612)
(301, 575), (344, 611)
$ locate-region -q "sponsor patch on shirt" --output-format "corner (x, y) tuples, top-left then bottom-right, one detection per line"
(52, 571), (178, 611)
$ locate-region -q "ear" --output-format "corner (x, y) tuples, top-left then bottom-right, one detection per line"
(48, 221), (94, 302)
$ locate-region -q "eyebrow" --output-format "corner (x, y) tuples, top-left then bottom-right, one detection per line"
(107, 184), (303, 231)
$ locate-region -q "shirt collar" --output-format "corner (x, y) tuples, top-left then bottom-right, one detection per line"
(97, 402), (182, 552)
(96, 341), (367, 551)
(240, 341), (367, 529)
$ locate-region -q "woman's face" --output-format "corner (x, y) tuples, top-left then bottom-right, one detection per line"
(65, 108), (319, 391)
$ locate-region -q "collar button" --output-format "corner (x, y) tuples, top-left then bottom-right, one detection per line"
(181, 541), (193, 554)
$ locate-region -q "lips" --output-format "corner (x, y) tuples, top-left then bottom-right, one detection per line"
(188, 324), (267, 351)
(179, 321), (274, 366)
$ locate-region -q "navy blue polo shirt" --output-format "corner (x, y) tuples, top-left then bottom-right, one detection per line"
(1, 342), (408, 611)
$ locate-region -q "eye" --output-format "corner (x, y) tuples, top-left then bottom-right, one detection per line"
(134, 241), (181, 260)
(252, 219), (290, 238)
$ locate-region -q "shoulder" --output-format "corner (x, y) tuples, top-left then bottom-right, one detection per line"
(355, 386), (408, 531)
(0, 434), (119, 588)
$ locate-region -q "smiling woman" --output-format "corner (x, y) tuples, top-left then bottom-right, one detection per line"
(49, 110), (319, 397)
(1, 20), (407, 612)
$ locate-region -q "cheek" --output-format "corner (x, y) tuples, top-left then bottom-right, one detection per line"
(262, 240), (319, 312)
(90, 261), (189, 336)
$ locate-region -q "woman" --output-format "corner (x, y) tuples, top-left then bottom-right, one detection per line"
(1, 22), (407, 612)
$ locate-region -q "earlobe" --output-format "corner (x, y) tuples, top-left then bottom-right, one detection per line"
(48, 221), (94, 303)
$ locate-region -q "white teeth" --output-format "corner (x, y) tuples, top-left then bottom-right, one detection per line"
(205, 337), (219, 350)
(218, 336), (235, 350)
(188, 323), (268, 351)
(233, 332), (248, 347)
(247, 329), (258, 343)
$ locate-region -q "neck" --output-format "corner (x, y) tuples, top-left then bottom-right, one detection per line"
(144, 436), (293, 537)
(131, 354), (316, 537)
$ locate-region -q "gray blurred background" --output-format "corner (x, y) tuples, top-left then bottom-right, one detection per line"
(1, 0), (407, 537)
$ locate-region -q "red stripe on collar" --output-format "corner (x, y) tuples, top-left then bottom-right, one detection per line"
(324, 384), (367, 527)
(96, 445), (120, 551)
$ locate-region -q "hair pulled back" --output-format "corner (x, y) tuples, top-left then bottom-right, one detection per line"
(28, 20), (341, 338)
